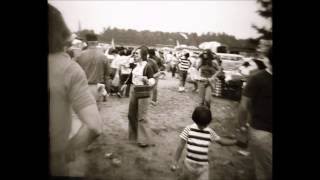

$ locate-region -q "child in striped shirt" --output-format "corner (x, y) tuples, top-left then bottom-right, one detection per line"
(171, 105), (236, 180)
(178, 52), (192, 92)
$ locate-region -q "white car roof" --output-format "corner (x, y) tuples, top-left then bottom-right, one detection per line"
(216, 53), (244, 58)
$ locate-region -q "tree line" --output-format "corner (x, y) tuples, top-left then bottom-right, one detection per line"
(76, 28), (258, 51)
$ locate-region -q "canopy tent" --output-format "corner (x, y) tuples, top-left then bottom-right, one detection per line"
(198, 41), (221, 52)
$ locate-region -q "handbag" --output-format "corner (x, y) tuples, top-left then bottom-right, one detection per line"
(133, 65), (152, 99)
(133, 85), (152, 99)
(111, 69), (120, 87)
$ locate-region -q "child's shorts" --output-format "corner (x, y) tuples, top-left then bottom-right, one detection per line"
(180, 160), (209, 180)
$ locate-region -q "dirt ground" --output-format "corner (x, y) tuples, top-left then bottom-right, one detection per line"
(68, 72), (255, 180)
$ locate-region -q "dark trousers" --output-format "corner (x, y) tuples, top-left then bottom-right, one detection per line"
(152, 79), (159, 102)
(120, 74), (131, 97)
(179, 70), (188, 87)
(128, 87), (152, 144)
(171, 64), (177, 77)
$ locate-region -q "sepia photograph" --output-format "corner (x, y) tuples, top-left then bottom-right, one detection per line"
(48, 0), (272, 179)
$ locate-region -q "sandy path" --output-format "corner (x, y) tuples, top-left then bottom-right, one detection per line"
(68, 72), (254, 180)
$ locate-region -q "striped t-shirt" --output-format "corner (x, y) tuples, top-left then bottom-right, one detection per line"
(180, 123), (221, 165)
(178, 57), (191, 71)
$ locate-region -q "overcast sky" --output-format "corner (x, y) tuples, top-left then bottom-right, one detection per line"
(49, 0), (271, 39)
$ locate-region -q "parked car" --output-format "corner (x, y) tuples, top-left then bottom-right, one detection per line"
(215, 53), (244, 101)
(216, 53), (244, 71)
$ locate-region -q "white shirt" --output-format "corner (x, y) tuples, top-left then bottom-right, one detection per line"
(110, 55), (121, 69)
(118, 56), (132, 75)
(132, 61), (155, 86)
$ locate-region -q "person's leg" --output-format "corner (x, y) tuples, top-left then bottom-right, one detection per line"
(137, 97), (153, 145)
(121, 74), (130, 97)
(249, 127), (273, 180)
(50, 151), (68, 177)
(182, 71), (187, 87)
(178, 70), (184, 91)
(193, 81), (198, 91)
(204, 84), (212, 108)
(180, 160), (200, 180)
(198, 166), (209, 180)
(119, 74), (125, 96)
(128, 88), (138, 142)
(151, 79), (158, 103)
(198, 81), (206, 106)
(178, 70), (182, 86)
(172, 65), (176, 77)
(125, 83), (131, 97)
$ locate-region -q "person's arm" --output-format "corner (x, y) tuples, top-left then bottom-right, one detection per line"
(66, 101), (103, 162)
(142, 64), (156, 86)
(153, 71), (166, 78)
(196, 59), (202, 70)
(171, 139), (186, 171)
(208, 64), (221, 82)
(69, 104), (102, 146)
(65, 104), (103, 162)
(209, 129), (236, 146)
(237, 96), (252, 129)
(65, 63), (103, 161)
(216, 137), (237, 146)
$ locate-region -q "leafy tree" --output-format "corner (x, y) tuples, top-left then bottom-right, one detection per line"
(252, 0), (272, 40)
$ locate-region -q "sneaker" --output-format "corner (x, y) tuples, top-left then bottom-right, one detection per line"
(179, 87), (185, 92)
(137, 142), (149, 148)
(150, 101), (158, 106)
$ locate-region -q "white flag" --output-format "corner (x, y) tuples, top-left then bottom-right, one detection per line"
(179, 33), (188, 39)
(111, 38), (115, 49)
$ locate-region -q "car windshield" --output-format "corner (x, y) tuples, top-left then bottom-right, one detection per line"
(220, 55), (243, 61)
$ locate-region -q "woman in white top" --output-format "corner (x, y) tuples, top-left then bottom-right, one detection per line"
(126, 46), (156, 147)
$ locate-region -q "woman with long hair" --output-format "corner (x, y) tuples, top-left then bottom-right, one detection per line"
(197, 49), (221, 108)
(126, 46), (156, 147)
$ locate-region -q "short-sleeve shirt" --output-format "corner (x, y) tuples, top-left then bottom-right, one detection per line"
(199, 63), (219, 78)
(132, 61), (148, 85)
(74, 46), (108, 84)
(49, 52), (96, 153)
(180, 123), (220, 165)
(178, 57), (191, 71)
(243, 70), (272, 133)
(148, 58), (159, 73)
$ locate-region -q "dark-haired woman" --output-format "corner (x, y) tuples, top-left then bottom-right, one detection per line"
(197, 49), (221, 108)
(126, 46), (156, 147)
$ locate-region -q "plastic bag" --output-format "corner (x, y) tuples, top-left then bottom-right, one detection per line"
(111, 69), (120, 87)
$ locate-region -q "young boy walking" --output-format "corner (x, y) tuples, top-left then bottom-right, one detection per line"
(171, 105), (236, 180)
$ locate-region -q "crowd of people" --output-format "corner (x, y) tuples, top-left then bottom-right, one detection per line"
(49, 3), (272, 180)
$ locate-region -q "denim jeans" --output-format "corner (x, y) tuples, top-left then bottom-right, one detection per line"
(128, 86), (152, 144)
(179, 70), (188, 87)
(198, 80), (213, 108)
